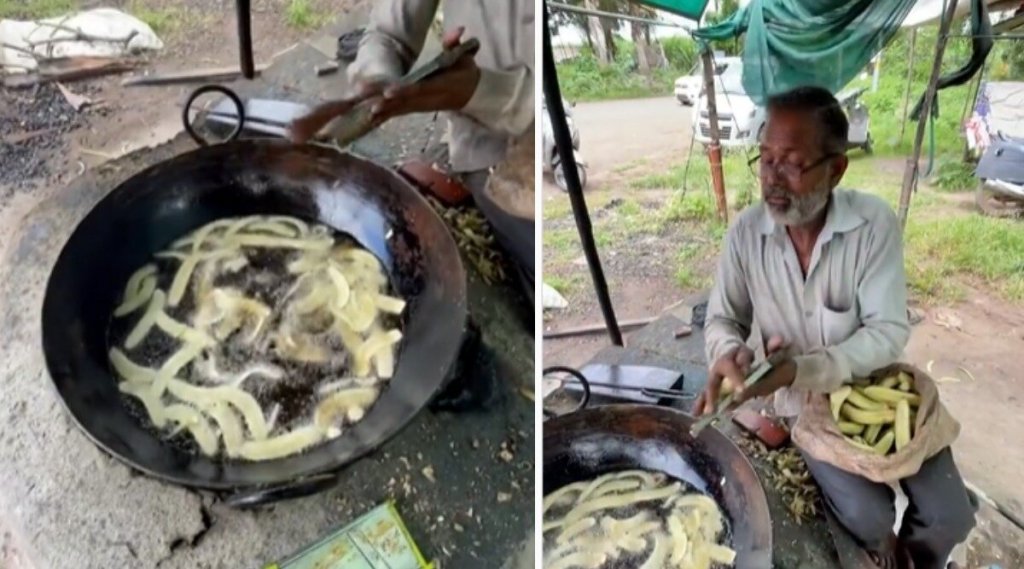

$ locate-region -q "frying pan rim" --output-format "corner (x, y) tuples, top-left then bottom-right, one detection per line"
(541, 403), (773, 566)
(40, 140), (469, 491)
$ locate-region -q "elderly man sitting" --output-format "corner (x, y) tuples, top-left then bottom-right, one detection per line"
(693, 86), (975, 569)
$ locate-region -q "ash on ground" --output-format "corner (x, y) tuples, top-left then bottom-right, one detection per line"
(0, 83), (83, 199)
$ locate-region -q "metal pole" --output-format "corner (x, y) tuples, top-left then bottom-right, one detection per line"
(547, 1), (689, 29)
(542, 4), (623, 346)
(898, 28), (918, 142)
(898, 0), (959, 230)
(236, 0), (255, 79)
(700, 47), (728, 223)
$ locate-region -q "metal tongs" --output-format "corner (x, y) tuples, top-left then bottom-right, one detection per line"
(327, 37), (482, 147)
(689, 352), (786, 438)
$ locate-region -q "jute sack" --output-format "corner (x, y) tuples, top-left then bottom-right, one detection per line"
(792, 363), (960, 484)
(483, 122), (536, 221)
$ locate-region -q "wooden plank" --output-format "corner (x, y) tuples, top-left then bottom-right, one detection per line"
(3, 59), (135, 88)
(120, 63), (270, 87)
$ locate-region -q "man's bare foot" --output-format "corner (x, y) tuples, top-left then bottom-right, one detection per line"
(869, 550), (899, 569)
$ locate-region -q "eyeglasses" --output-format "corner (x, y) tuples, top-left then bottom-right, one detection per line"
(747, 153), (839, 180)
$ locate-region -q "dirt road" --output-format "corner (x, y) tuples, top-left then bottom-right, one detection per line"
(544, 96), (695, 195)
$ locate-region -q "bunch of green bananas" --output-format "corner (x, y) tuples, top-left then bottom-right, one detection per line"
(829, 371), (919, 456)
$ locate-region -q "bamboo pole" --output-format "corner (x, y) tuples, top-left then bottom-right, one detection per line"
(898, 28), (918, 142)
(701, 47), (728, 223)
(897, 0), (959, 230)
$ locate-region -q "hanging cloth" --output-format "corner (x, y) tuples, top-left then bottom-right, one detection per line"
(690, 0), (918, 104)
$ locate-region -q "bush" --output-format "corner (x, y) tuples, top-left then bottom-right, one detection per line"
(555, 40), (676, 101)
(662, 36), (698, 72)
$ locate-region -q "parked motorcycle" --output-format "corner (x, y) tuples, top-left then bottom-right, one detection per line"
(974, 131), (1024, 218)
(838, 87), (873, 154)
(542, 95), (588, 192)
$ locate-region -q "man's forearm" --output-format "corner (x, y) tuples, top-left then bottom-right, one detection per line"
(793, 320), (910, 393)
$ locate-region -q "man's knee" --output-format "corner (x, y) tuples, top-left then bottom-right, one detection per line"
(902, 449), (978, 550)
(826, 492), (896, 548)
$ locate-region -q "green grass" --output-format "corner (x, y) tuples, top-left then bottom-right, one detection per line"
(545, 274), (582, 296)
(929, 160), (976, 193)
(285, 0), (329, 29)
(543, 227), (583, 267)
(674, 242), (715, 290)
(614, 153), (1021, 304)
(127, 1), (184, 35)
(904, 215), (1024, 302)
(543, 197), (572, 220)
(0, 0), (76, 19)
(555, 39), (683, 102)
(543, 192), (617, 221)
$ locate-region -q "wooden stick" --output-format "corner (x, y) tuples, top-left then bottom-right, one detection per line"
(701, 47), (728, 223)
(121, 63), (270, 86)
(542, 317), (655, 339)
(897, 0), (959, 230)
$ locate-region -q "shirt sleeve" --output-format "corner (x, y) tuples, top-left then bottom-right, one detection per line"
(347, 0), (441, 87)
(460, 65), (535, 136)
(704, 222), (754, 366)
(792, 209), (911, 393)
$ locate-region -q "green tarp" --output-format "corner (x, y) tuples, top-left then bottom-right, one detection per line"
(633, 0), (711, 22)
(690, 0), (918, 105)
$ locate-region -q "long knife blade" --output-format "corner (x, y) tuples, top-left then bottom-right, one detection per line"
(689, 352), (785, 438)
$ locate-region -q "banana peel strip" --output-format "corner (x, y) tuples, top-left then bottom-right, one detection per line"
(114, 264), (157, 317)
(542, 469), (736, 568)
(237, 424), (324, 461)
(111, 216), (407, 461)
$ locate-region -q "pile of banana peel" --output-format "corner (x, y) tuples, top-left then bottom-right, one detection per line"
(425, 195), (507, 285)
(830, 371), (920, 456)
(736, 436), (820, 525)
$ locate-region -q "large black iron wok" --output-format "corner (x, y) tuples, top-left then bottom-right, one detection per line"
(41, 140), (467, 505)
(544, 405), (773, 569)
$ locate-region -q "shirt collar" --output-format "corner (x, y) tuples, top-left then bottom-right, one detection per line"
(759, 188), (867, 241)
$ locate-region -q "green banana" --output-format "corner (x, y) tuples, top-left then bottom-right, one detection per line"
(863, 423), (883, 445)
(848, 388), (889, 411)
(879, 375), (900, 389)
(895, 399), (911, 451)
(838, 421), (865, 436)
(863, 386), (921, 407)
(873, 430), (895, 455)
(829, 386), (852, 421)
(841, 403), (895, 425)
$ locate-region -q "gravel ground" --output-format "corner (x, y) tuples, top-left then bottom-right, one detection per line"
(0, 84), (83, 198)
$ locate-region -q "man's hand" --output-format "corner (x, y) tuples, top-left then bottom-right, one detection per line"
(288, 95), (373, 144)
(367, 27), (481, 123)
(692, 335), (791, 417)
(288, 28), (480, 145)
(692, 345), (754, 417)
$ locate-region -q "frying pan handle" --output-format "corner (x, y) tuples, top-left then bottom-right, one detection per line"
(183, 84), (246, 147)
(222, 473), (339, 509)
(542, 366), (590, 419)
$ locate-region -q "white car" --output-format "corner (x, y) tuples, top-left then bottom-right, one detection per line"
(673, 57), (738, 106)
(693, 60), (766, 147)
